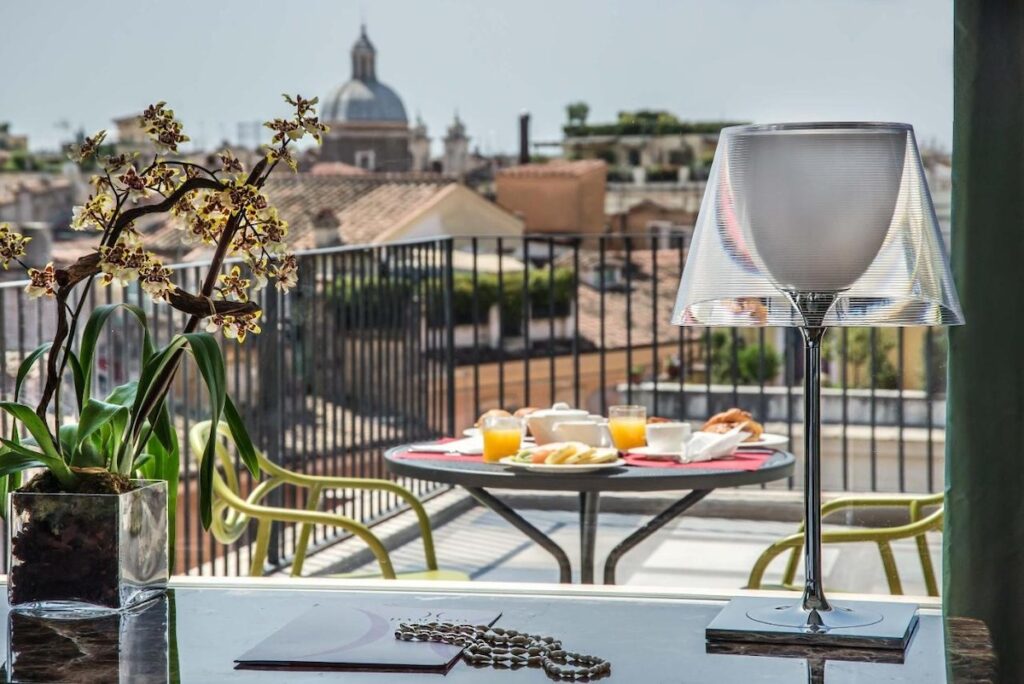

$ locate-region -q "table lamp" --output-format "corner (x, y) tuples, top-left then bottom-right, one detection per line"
(673, 122), (963, 649)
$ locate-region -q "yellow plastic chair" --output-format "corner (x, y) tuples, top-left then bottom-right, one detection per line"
(746, 493), (943, 596)
(188, 421), (467, 581)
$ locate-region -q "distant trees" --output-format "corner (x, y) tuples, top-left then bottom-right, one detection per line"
(566, 102), (590, 127)
(709, 331), (781, 385)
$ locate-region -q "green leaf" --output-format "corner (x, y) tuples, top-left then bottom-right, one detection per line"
(130, 337), (188, 426)
(0, 470), (19, 518)
(0, 440), (47, 477)
(67, 350), (86, 413)
(224, 396), (259, 478)
(79, 303), (153, 405)
(105, 381), (138, 408)
(76, 398), (129, 459)
(0, 403), (73, 489)
(137, 397), (180, 570)
(0, 401), (62, 458)
(15, 343), (51, 403)
(182, 333), (226, 531)
(0, 338), (42, 507)
(58, 423), (79, 456)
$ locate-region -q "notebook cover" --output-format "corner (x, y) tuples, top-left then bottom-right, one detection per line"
(235, 603), (501, 673)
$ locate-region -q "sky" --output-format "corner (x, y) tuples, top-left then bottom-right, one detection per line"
(1, 0), (953, 155)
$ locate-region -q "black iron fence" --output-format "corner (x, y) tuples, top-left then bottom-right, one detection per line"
(0, 234), (947, 575)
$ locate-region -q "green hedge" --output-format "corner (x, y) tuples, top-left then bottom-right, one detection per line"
(450, 268), (574, 332)
(565, 117), (746, 138)
(327, 267), (575, 333)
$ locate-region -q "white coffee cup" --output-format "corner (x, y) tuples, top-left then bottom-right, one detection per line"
(552, 420), (609, 447)
(645, 422), (692, 453)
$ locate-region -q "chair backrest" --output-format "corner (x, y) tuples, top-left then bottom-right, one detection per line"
(188, 420), (280, 545)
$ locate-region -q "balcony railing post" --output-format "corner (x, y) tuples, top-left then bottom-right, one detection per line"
(257, 283), (283, 566)
(444, 239), (456, 437)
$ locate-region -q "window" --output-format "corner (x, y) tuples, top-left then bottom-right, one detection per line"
(354, 149), (376, 170)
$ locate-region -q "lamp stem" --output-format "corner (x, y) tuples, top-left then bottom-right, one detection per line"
(800, 325), (830, 613)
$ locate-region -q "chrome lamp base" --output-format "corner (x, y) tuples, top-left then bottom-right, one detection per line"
(706, 597), (919, 650)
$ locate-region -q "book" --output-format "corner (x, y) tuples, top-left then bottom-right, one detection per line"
(235, 602), (501, 673)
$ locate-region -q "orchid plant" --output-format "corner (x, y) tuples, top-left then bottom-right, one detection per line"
(0, 94), (326, 534)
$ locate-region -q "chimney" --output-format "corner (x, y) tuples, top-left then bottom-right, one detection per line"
(19, 222), (53, 268)
(518, 112), (530, 165)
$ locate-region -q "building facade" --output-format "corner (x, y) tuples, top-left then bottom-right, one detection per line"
(495, 160), (607, 237)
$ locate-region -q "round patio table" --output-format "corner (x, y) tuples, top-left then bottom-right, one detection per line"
(385, 446), (796, 585)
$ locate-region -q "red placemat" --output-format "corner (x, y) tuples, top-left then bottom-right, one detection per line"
(394, 450), (483, 463)
(624, 450), (774, 471)
(393, 438), (484, 463)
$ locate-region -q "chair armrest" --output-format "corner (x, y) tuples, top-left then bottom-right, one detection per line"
(819, 493), (944, 522)
(259, 463), (439, 570)
(236, 499), (397, 578)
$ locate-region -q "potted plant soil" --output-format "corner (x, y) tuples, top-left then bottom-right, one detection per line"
(0, 95), (326, 613)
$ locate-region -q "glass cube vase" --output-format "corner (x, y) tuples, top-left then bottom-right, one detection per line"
(7, 480), (168, 614)
(5, 593), (170, 683)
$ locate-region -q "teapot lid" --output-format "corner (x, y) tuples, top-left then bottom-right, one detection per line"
(529, 402), (587, 418)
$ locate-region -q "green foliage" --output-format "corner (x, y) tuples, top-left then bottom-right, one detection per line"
(334, 267), (576, 335)
(709, 331), (782, 385)
(922, 328), (948, 393)
(844, 328), (899, 390)
(737, 344), (781, 384)
(606, 167), (634, 183)
(448, 268), (574, 332)
(644, 166), (679, 183)
(564, 111), (747, 138)
(327, 275), (414, 329)
(566, 101), (590, 126)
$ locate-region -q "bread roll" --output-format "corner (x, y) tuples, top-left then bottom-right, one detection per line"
(475, 409), (512, 428)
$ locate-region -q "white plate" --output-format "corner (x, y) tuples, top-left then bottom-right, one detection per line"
(737, 432), (789, 449)
(695, 432), (788, 449)
(499, 456), (626, 473)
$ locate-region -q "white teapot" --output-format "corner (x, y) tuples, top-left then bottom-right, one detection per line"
(525, 403), (590, 445)
(551, 419), (611, 448)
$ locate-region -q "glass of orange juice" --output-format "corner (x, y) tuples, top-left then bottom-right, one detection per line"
(482, 416), (523, 463)
(608, 405), (647, 451)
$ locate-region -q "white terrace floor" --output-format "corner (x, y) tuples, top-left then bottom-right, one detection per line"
(281, 491), (943, 597)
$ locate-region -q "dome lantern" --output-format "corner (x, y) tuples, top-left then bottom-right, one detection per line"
(351, 24), (376, 82)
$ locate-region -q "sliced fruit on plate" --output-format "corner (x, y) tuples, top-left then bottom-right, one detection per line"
(509, 442), (620, 466)
(545, 442), (584, 464)
(585, 448), (619, 464)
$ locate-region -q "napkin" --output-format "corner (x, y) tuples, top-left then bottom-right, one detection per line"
(681, 426), (749, 463)
(407, 437), (483, 454)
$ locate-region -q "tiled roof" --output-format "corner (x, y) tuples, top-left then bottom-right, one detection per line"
(309, 162), (370, 176)
(264, 174), (456, 249)
(141, 174), (460, 259)
(605, 183), (705, 215)
(497, 159), (607, 179)
(559, 248), (698, 349)
(0, 174), (71, 206)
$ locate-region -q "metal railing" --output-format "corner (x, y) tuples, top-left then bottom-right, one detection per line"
(0, 233), (947, 575)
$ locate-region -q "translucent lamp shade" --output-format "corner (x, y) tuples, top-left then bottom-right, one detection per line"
(672, 122), (963, 327)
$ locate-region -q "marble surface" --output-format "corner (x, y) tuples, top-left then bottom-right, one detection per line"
(0, 581), (996, 683)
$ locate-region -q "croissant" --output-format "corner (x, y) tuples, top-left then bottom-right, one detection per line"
(702, 409), (764, 442)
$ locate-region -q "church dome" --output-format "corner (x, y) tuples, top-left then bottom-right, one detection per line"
(323, 80), (407, 124)
(323, 26), (408, 125)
